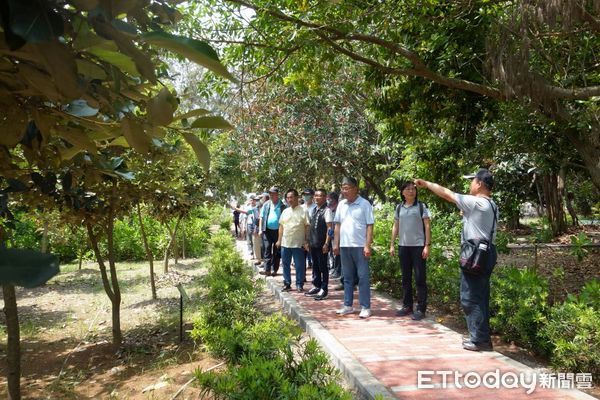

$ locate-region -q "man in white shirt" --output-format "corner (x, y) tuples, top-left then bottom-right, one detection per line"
(333, 177), (375, 319)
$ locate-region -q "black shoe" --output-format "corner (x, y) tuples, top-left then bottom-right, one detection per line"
(396, 307), (413, 317)
(411, 310), (425, 320)
(270, 271), (277, 277)
(333, 283), (344, 291)
(463, 340), (493, 352)
(259, 269), (271, 276)
(305, 287), (320, 296)
(282, 285), (292, 292)
(297, 286), (304, 293)
(314, 291), (328, 301)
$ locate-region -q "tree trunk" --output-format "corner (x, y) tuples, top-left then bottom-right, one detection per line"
(78, 249), (84, 270)
(181, 220), (186, 260)
(105, 192), (122, 346)
(565, 125), (600, 192)
(540, 173), (567, 236)
(163, 215), (183, 274)
(137, 204), (156, 300)
(86, 221), (121, 346)
(2, 284), (21, 400)
(40, 220), (49, 254)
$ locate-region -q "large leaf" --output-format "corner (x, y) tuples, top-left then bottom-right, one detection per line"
(17, 63), (62, 101)
(174, 108), (210, 120)
(147, 87), (175, 126)
(190, 116), (234, 130)
(141, 31), (237, 83)
(0, 107), (28, 146)
(58, 146), (83, 161)
(92, 18), (156, 83)
(121, 116), (151, 153)
(0, 248), (59, 288)
(76, 59), (108, 80)
(8, 0), (64, 43)
(34, 41), (82, 100)
(182, 132), (210, 171)
(87, 46), (139, 77)
(54, 126), (97, 154)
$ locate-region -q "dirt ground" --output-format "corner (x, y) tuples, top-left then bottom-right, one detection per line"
(0, 259), (221, 400)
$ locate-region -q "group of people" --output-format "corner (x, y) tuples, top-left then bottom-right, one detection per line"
(231, 168), (499, 352)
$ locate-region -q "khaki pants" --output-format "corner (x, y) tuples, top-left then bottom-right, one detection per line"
(252, 232), (262, 260)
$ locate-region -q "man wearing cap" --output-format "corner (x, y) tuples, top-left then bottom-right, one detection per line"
(415, 168), (499, 351)
(259, 186), (286, 276)
(333, 177), (375, 319)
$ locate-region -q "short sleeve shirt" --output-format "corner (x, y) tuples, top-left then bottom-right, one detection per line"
(262, 200), (284, 230)
(333, 196), (375, 247)
(454, 194), (498, 244)
(279, 206), (309, 248)
(394, 201), (431, 246)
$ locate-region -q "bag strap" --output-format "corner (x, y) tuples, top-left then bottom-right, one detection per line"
(460, 198), (497, 243)
(419, 201), (426, 240)
(485, 198), (497, 243)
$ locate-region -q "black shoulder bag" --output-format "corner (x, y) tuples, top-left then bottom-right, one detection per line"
(459, 200), (497, 276)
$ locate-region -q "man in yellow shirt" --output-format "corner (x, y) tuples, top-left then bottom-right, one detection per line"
(276, 189), (310, 292)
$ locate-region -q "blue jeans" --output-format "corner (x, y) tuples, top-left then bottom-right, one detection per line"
(460, 245), (497, 343)
(281, 247), (306, 289)
(340, 247), (371, 309)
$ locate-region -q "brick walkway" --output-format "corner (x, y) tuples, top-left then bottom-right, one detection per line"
(235, 240), (595, 400)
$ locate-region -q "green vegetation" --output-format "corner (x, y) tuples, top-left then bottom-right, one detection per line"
(191, 230), (352, 399)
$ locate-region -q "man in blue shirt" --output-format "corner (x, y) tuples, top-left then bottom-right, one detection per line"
(259, 186), (286, 276)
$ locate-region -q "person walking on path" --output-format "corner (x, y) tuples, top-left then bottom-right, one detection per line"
(305, 188), (334, 300)
(276, 189), (310, 292)
(259, 187), (286, 276)
(390, 181), (432, 321)
(333, 177), (375, 319)
(415, 168), (499, 351)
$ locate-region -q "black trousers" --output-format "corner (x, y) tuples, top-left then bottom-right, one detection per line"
(310, 246), (329, 292)
(263, 228), (280, 273)
(399, 246), (427, 313)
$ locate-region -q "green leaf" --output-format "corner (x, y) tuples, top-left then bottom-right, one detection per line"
(76, 59), (108, 80)
(108, 136), (130, 147)
(8, 0), (64, 43)
(54, 126), (97, 154)
(0, 249), (59, 288)
(141, 31), (238, 83)
(147, 88), (175, 126)
(87, 46), (139, 77)
(174, 108), (211, 120)
(190, 116), (233, 130)
(182, 132), (210, 171)
(121, 116), (151, 153)
(0, 107), (28, 147)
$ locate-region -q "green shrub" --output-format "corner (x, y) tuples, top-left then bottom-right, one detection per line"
(192, 228), (351, 399)
(9, 213), (41, 250)
(540, 300), (600, 377)
(569, 232), (592, 262)
(579, 279), (600, 310)
(490, 267), (549, 350)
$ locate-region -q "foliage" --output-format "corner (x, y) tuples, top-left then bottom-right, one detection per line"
(569, 233), (592, 262)
(540, 299), (600, 378)
(490, 267), (549, 350)
(192, 229), (351, 399)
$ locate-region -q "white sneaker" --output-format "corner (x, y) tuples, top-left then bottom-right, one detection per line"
(336, 306), (355, 315)
(359, 308), (372, 319)
(316, 289), (325, 297)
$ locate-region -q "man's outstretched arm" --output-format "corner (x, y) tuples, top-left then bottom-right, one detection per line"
(414, 179), (456, 204)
